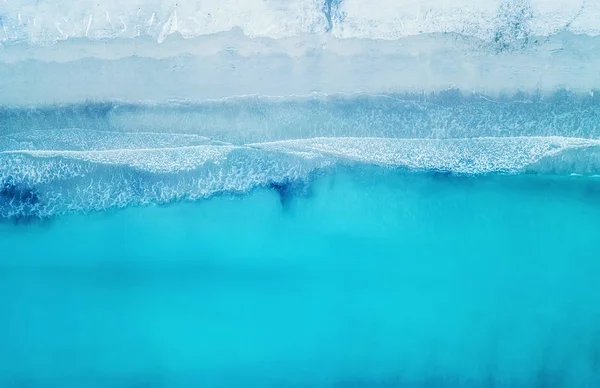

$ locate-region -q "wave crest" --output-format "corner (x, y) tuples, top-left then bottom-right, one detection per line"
(1, 134), (599, 220)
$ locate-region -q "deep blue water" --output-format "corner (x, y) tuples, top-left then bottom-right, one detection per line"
(1, 168), (599, 387)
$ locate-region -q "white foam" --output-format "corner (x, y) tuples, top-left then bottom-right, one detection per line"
(1, 145), (235, 173)
(251, 136), (600, 174)
(1, 129), (212, 151)
(3, 136), (598, 175)
(2, 135), (600, 219)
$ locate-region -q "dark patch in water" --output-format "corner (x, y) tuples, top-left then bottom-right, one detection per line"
(429, 170), (455, 180)
(269, 181), (296, 207)
(1, 177), (39, 205)
(268, 179), (311, 208)
(425, 170), (479, 187)
(0, 176), (43, 224)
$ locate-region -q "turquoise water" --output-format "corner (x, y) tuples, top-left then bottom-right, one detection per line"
(1, 168), (599, 387)
(4, 0), (600, 385)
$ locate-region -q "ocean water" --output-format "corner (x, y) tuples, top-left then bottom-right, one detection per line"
(3, 0), (600, 386)
(2, 168), (600, 387)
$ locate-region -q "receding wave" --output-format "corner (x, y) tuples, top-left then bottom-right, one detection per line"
(3, 92), (600, 142)
(2, 133), (600, 220)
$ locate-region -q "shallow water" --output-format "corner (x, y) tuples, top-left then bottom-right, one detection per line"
(3, 0), (600, 386)
(1, 168), (599, 387)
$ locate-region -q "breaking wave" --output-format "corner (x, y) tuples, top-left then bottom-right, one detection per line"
(2, 93), (600, 220)
(1, 130), (600, 220)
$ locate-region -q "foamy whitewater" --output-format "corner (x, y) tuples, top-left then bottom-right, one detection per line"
(1, 0), (600, 387)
